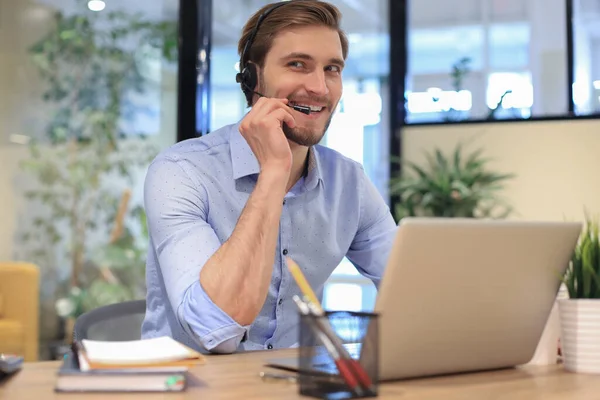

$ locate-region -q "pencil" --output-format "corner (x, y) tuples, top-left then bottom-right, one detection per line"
(286, 257), (322, 312)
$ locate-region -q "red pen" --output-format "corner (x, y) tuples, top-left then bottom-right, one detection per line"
(293, 296), (367, 397)
(304, 298), (376, 394)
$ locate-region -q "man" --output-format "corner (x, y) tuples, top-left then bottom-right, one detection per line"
(141, 0), (397, 354)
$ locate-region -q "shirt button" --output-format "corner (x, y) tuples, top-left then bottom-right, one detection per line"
(282, 249), (288, 255)
(278, 299), (283, 306)
(283, 199), (286, 205)
(267, 344), (273, 349)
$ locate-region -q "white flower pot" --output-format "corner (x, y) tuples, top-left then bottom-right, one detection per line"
(558, 299), (600, 374)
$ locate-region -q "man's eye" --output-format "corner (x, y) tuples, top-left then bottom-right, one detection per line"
(327, 65), (341, 73)
(288, 61), (304, 68)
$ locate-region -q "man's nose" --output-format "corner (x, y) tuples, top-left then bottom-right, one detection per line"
(304, 69), (329, 97)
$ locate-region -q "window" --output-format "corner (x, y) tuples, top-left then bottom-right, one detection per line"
(406, 0), (570, 123)
(572, 0), (600, 116)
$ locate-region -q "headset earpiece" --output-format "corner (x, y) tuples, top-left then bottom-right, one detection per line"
(237, 64), (257, 104)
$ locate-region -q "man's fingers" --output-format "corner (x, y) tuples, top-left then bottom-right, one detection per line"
(240, 97), (295, 135)
(268, 108), (296, 129)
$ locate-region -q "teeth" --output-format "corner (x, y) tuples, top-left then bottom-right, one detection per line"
(293, 103), (324, 112)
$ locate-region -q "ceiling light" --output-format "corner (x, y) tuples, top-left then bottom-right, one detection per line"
(87, 0), (106, 12)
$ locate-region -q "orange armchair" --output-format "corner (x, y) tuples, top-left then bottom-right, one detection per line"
(0, 262), (39, 361)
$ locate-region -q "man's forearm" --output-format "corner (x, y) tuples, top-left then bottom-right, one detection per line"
(199, 169), (288, 326)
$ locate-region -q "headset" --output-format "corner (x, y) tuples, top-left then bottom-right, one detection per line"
(235, 1), (312, 115)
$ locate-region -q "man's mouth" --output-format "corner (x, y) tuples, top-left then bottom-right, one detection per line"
(289, 102), (326, 113)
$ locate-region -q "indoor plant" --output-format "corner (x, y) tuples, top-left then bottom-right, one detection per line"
(389, 141), (516, 221)
(53, 189), (149, 340)
(16, 0), (176, 350)
(558, 215), (600, 373)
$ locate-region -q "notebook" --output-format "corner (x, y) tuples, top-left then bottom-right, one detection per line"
(55, 336), (205, 392)
(55, 353), (188, 393)
(76, 336), (205, 370)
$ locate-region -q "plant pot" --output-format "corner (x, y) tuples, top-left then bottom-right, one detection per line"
(558, 299), (600, 374)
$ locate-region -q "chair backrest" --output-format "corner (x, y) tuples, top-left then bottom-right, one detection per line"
(73, 300), (146, 342)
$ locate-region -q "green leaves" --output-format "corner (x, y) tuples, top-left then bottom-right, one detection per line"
(563, 216), (600, 299)
(20, 0), (166, 312)
(390, 141), (515, 220)
(27, 0), (177, 145)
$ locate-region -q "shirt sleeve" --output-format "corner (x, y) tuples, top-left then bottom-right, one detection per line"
(345, 168), (398, 288)
(144, 155), (248, 353)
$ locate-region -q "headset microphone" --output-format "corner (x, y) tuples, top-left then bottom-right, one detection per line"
(288, 103), (312, 115)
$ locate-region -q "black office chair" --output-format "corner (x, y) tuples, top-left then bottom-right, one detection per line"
(73, 299), (146, 342)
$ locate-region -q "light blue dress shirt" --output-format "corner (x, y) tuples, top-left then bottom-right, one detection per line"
(140, 121), (397, 354)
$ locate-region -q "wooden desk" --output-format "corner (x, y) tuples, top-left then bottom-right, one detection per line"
(1, 349), (598, 399)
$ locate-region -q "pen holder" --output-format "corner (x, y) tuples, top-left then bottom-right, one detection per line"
(298, 311), (379, 399)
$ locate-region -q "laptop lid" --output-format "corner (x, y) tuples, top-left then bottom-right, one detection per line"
(374, 217), (581, 381)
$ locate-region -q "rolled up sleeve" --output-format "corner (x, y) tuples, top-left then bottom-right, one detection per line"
(179, 281), (249, 353)
(144, 155), (247, 353)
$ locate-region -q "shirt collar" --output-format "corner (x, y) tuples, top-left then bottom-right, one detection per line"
(304, 145), (323, 191)
(229, 123), (324, 190)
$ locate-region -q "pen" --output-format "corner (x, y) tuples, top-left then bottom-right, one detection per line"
(259, 370), (345, 385)
(293, 296), (365, 397)
(303, 299), (375, 394)
(260, 371), (297, 383)
(287, 256), (377, 396)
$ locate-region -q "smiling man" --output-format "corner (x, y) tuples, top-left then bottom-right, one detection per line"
(141, 0), (397, 354)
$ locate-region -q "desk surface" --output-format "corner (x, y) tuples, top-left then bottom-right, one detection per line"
(1, 349), (599, 399)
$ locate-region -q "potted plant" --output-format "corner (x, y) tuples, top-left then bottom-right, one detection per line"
(558, 215), (600, 373)
(389, 141), (516, 221)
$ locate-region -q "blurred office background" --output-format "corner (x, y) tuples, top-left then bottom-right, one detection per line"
(1, 0), (600, 359)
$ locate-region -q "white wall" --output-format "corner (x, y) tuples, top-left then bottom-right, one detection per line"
(403, 119), (600, 222)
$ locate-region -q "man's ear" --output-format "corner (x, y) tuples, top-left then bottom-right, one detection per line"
(250, 61), (262, 92)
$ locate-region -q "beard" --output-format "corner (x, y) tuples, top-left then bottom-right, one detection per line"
(282, 113), (334, 147)
(258, 76), (335, 147)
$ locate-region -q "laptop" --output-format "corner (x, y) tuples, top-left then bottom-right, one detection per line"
(268, 217), (582, 381)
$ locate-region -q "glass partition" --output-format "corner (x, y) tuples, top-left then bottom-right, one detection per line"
(0, 0), (179, 359)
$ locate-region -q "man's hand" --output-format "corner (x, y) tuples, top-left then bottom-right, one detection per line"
(239, 97), (296, 176)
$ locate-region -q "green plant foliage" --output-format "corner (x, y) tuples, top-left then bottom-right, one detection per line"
(563, 214), (600, 299)
(389, 141), (516, 220)
(28, 2), (177, 144)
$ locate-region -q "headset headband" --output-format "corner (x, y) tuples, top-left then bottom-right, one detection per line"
(239, 1), (291, 70)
